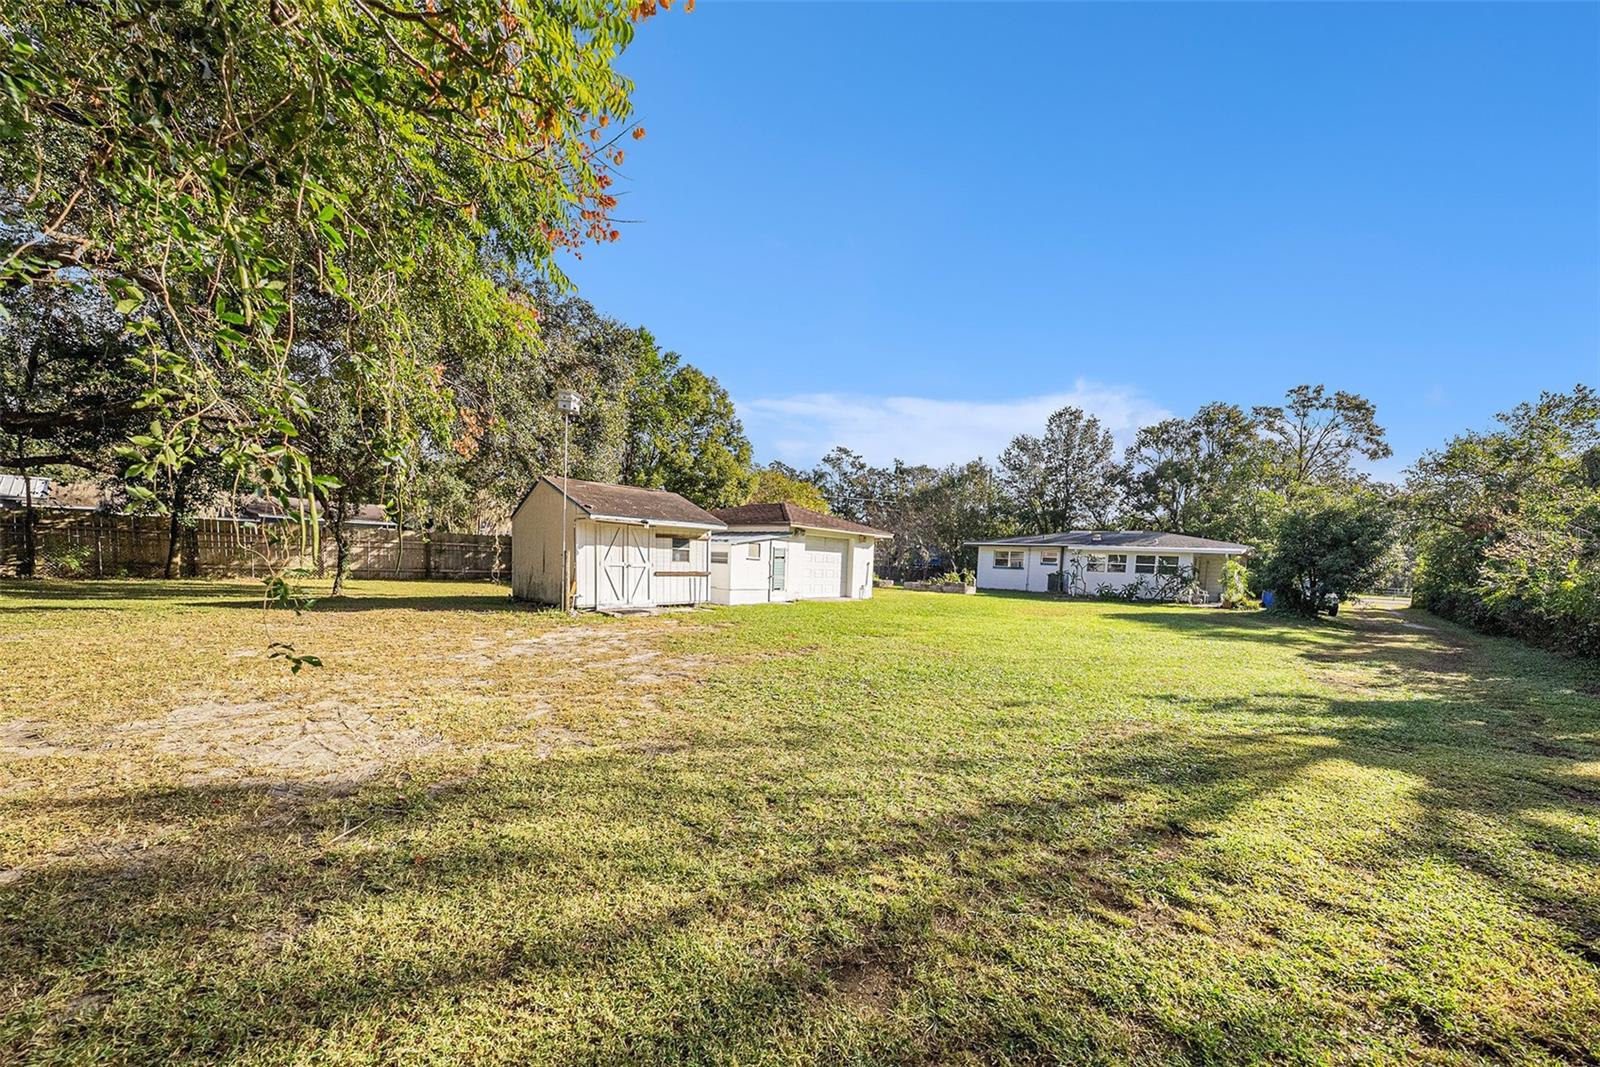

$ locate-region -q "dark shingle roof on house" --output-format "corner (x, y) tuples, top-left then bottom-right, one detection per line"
(964, 530), (1251, 552)
(538, 477), (725, 527)
(709, 502), (893, 539)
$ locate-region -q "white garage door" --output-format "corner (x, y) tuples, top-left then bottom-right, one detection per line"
(798, 535), (846, 599)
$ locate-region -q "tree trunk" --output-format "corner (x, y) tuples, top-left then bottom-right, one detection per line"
(18, 457), (36, 578)
(163, 466), (193, 580)
(330, 489), (350, 596)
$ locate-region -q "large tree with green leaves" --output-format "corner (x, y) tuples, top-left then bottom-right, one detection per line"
(999, 405), (1119, 533)
(619, 350), (753, 509)
(1257, 487), (1397, 616)
(1254, 384), (1391, 490)
(1, 0), (653, 533)
(746, 464), (830, 512)
(1407, 385), (1600, 654)
(1120, 402), (1270, 542)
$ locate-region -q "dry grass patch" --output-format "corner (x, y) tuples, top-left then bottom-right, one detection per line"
(0, 581), (1597, 1064)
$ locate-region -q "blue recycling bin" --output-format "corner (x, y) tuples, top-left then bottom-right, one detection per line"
(1261, 589), (1275, 608)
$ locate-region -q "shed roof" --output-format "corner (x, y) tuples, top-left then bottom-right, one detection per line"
(531, 476), (725, 528)
(709, 502), (893, 539)
(964, 530), (1251, 552)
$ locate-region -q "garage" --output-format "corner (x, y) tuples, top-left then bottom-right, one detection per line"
(708, 502), (893, 603)
(798, 534), (847, 599)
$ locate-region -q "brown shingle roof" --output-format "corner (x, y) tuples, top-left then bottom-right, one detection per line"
(538, 477), (725, 527)
(709, 502), (893, 539)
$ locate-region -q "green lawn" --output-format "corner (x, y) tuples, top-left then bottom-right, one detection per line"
(1, 582), (1597, 1064)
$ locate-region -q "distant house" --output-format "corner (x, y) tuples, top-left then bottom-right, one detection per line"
(233, 496), (395, 528)
(510, 477), (725, 609)
(966, 531), (1250, 600)
(0, 475), (51, 508)
(706, 503), (892, 604)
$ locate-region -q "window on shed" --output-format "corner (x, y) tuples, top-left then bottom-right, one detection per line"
(1106, 554), (1128, 572)
(710, 550), (729, 564)
(748, 542), (762, 559)
(1135, 554), (1157, 574)
(993, 550), (1023, 569)
(1157, 555), (1180, 576)
(1085, 554), (1106, 572)
(670, 537), (691, 562)
(1039, 551), (1059, 566)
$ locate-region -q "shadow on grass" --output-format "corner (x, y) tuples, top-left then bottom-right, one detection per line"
(0, 579), (530, 616)
(3, 604), (1598, 1062)
(0, 579), (244, 603)
(178, 593), (541, 614)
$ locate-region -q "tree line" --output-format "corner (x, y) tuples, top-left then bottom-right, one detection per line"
(784, 385), (1393, 583)
(783, 382), (1596, 653)
(1, 281), (758, 587)
(1, 4), (1591, 649)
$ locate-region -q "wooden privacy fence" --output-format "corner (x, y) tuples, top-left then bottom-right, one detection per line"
(0, 510), (509, 581)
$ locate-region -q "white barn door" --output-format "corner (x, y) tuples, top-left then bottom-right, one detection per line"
(798, 535), (846, 599)
(597, 523), (652, 607)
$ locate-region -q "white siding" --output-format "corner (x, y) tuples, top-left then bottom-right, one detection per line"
(1065, 550), (1194, 596)
(848, 538), (875, 599)
(711, 530), (878, 603)
(513, 487), (718, 609)
(974, 546), (1239, 597)
(976, 545), (1032, 591)
(510, 481), (570, 605)
(650, 530), (712, 606)
(710, 534), (800, 605)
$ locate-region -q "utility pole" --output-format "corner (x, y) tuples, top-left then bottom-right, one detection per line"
(556, 389), (581, 612)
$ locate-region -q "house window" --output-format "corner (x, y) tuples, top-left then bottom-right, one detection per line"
(1085, 553), (1106, 573)
(993, 549), (1023, 569)
(1106, 554), (1128, 573)
(1135, 554), (1156, 574)
(747, 542), (762, 560)
(710, 550), (729, 564)
(670, 537), (691, 563)
(1039, 551), (1059, 566)
(1157, 555), (1180, 576)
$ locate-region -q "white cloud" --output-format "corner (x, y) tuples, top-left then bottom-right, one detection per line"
(740, 379), (1171, 468)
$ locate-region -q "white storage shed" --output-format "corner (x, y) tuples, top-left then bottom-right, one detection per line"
(510, 477), (725, 610)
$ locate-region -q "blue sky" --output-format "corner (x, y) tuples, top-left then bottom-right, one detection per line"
(563, 2), (1599, 480)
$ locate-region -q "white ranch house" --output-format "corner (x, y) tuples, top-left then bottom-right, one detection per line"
(707, 503), (892, 605)
(967, 531), (1251, 600)
(510, 477), (725, 610)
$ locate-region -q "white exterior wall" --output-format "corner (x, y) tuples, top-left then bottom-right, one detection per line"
(512, 485), (716, 609)
(649, 531), (712, 606)
(975, 545), (1044, 592)
(976, 546), (1233, 597)
(848, 537), (875, 599)
(710, 530), (879, 604)
(1068, 550), (1195, 596)
(710, 534), (804, 605)
(510, 481), (570, 605)
(573, 519), (601, 609)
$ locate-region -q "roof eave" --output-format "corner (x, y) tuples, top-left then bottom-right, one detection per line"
(792, 522), (894, 539)
(586, 513), (726, 531)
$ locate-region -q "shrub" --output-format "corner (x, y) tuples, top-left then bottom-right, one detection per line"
(1220, 559), (1251, 609)
(1258, 489), (1396, 616)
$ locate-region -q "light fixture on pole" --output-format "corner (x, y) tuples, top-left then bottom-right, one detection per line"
(555, 390), (581, 612)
